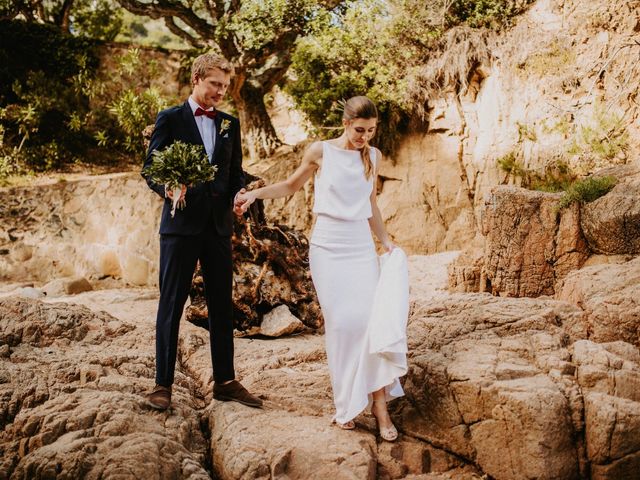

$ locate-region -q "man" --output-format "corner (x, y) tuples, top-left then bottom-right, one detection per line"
(143, 53), (261, 410)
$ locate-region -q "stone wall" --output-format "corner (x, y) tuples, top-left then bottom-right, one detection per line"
(0, 173), (161, 286)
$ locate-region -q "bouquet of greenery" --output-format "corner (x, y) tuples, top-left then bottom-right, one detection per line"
(145, 141), (218, 217)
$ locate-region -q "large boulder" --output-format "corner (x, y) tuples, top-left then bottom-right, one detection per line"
(0, 296), (210, 479)
(478, 186), (590, 297)
(556, 256), (640, 346)
(398, 286), (640, 480)
(581, 165), (640, 255)
(573, 340), (640, 479)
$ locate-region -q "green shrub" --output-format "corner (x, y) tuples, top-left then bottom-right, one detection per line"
(497, 152), (576, 192)
(557, 175), (617, 209)
(0, 20), (178, 180)
(0, 20), (101, 177)
(449, 0), (535, 29)
(108, 87), (167, 153)
(568, 103), (628, 166)
(287, 0), (535, 151)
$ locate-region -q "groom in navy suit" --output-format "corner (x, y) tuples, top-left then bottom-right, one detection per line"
(143, 53), (261, 410)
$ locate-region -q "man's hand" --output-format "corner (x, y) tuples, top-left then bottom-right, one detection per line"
(233, 188), (248, 216)
(165, 184), (186, 202)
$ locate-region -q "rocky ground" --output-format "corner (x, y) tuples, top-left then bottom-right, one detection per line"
(1, 250), (638, 479)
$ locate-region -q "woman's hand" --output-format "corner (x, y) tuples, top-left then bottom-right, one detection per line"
(383, 240), (395, 253)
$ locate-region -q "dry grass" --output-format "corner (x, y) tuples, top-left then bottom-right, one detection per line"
(406, 27), (495, 119)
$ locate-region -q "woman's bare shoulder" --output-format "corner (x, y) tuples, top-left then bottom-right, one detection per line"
(303, 141), (324, 163)
(307, 140), (324, 155)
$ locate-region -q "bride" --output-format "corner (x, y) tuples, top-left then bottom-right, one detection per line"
(235, 96), (407, 441)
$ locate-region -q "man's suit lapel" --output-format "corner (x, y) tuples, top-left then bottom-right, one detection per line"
(212, 115), (223, 164)
(180, 102), (205, 146)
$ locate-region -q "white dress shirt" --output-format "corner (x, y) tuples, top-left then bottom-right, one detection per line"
(188, 97), (216, 161)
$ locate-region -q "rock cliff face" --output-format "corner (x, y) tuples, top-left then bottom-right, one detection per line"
(256, 0), (640, 254)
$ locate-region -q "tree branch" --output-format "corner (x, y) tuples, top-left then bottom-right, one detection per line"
(164, 17), (205, 48)
(55, 0), (74, 32)
(115, 0), (216, 39)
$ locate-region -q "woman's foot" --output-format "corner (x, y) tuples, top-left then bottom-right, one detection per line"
(371, 400), (398, 442)
(333, 419), (356, 430)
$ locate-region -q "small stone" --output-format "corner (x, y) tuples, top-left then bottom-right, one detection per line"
(17, 287), (45, 299)
(259, 305), (304, 337)
(64, 277), (93, 295)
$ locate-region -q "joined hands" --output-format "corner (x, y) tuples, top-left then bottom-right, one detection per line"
(233, 188), (255, 216)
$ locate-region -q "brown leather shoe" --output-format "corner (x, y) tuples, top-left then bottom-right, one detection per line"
(147, 384), (171, 410)
(213, 380), (263, 408)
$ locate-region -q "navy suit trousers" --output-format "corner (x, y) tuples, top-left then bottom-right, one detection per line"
(155, 222), (235, 386)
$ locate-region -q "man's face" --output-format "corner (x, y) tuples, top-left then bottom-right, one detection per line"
(192, 67), (231, 109)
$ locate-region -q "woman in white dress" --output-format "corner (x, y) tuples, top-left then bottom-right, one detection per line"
(235, 96), (405, 441)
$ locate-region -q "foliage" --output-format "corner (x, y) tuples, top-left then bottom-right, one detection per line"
(108, 88), (167, 153)
(71, 0), (124, 41)
(0, 0), (124, 39)
(557, 175), (617, 209)
(517, 122), (537, 142)
(116, 10), (189, 50)
(114, 0), (346, 158)
(520, 40), (575, 77)
(286, 0), (407, 147)
(145, 141), (217, 189)
(0, 20), (101, 176)
(567, 102), (629, 171)
(448, 0), (534, 29)
(497, 152), (577, 193)
(0, 19), (99, 102)
(286, 0), (535, 150)
(0, 20), (176, 179)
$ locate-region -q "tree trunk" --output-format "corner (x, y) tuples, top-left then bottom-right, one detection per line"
(231, 81), (282, 164)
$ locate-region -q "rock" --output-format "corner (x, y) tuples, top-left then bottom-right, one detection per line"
(581, 165), (640, 255)
(41, 277), (93, 297)
(480, 186), (590, 297)
(10, 243), (33, 262)
(40, 278), (66, 297)
(556, 256), (640, 346)
(65, 277), (93, 294)
(17, 286), (45, 299)
(0, 297), (209, 479)
(207, 403), (376, 480)
(399, 282), (640, 480)
(121, 254), (150, 286)
(447, 247), (484, 293)
(94, 247), (122, 278)
(3, 253), (640, 480)
(187, 205), (322, 331)
(573, 340), (640, 479)
(260, 305), (304, 337)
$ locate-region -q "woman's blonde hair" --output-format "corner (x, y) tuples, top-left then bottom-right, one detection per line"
(342, 96), (378, 179)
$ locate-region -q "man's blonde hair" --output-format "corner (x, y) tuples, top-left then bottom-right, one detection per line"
(191, 53), (233, 84)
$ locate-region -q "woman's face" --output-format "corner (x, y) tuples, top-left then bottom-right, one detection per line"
(343, 117), (377, 150)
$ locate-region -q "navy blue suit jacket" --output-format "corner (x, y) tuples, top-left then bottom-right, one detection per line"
(143, 102), (245, 236)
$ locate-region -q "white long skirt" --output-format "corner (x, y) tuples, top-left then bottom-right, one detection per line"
(309, 215), (404, 424)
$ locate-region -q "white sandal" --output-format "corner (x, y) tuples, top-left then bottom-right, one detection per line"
(371, 401), (398, 441)
(332, 419), (356, 430)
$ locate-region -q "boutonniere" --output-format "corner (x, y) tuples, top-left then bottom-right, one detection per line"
(219, 119), (231, 138)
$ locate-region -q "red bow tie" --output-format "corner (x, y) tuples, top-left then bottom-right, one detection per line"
(195, 107), (217, 119)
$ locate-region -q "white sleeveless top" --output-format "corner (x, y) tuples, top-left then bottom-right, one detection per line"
(313, 142), (376, 220)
